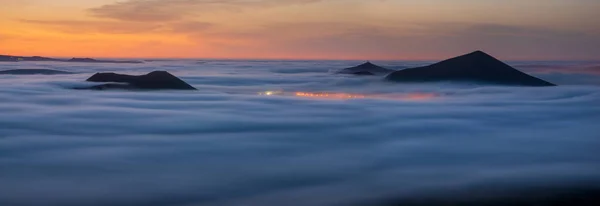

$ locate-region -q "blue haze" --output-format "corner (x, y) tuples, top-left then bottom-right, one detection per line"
(0, 60), (599, 205)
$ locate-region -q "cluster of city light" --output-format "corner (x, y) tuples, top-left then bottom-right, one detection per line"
(258, 91), (284, 96)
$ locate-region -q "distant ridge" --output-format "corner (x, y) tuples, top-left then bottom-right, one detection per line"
(68, 58), (143, 64)
(337, 61), (395, 75)
(0, 55), (60, 62)
(77, 71), (197, 90)
(385, 51), (556, 86)
(0, 69), (73, 75)
(0, 55), (18, 62)
(0, 55), (142, 64)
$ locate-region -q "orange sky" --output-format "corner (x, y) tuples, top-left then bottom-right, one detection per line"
(1, 0), (599, 60)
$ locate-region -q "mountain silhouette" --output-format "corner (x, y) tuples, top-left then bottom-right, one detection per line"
(385, 51), (555, 86)
(0, 69), (73, 75)
(352, 71), (376, 75)
(77, 71), (196, 90)
(68, 58), (143, 64)
(0, 54), (142, 64)
(337, 62), (395, 75)
(0, 55), (18, 62)
(1, 55), (62, 62)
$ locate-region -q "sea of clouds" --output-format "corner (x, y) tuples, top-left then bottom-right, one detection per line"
(0, 60), (599, 206)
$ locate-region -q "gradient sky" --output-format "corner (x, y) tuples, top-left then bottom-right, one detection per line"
(1, 0), (599, 60)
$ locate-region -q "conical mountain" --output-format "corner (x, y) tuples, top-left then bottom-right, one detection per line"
(337, 61), (394, 75)
(385, 51), (555, 86)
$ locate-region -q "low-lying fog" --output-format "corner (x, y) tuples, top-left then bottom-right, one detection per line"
(1, 60), (599, 206)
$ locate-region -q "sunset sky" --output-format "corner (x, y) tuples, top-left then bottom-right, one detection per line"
(1, 0), (599, 60)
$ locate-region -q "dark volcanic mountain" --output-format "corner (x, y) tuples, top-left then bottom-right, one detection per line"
(385, 51), (555, 86)
(0, 69), (73, 75)
(337, 62), (395, 75)
(77, 71), (196, 90)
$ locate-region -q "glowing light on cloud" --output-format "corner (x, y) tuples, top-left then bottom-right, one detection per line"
(294, 92), (439, 101)
(258, 90), (438, 101)
(400, 93), (438, 101)
(295, 92), (366, 99)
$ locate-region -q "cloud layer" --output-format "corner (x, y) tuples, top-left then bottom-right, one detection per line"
(1, 60), (600, 205)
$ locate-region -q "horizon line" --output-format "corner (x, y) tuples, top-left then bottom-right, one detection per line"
(3, 54), (599, 62)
